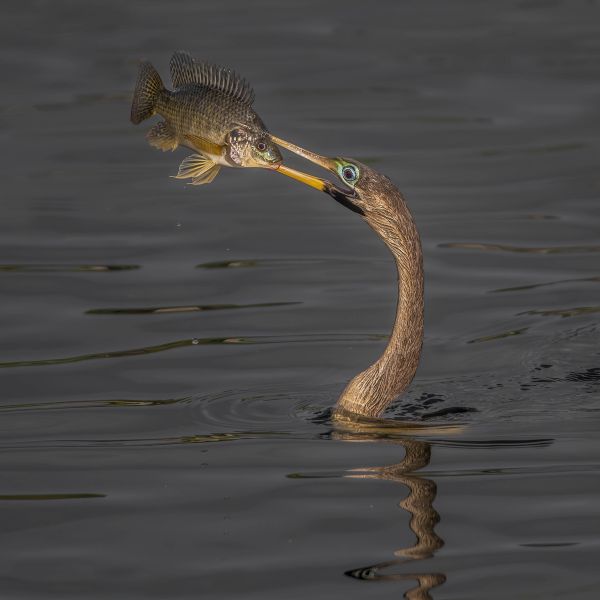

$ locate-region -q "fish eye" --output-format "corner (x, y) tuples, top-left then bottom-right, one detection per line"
(340, 164), (359, 184)
(256, 141), (267, 152)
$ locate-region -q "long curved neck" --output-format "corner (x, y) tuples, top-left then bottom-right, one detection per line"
(335, 189), (424, 418)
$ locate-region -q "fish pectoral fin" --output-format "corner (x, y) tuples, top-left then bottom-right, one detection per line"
(146, 121), (178, 152)
(184, 134), (223, 157)
(172, 154), (221, 185)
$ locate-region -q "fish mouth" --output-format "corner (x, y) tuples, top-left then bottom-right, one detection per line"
(262, 147), (284, 169)
(266, 157), (283, 169)
(271, 135), (360, 212)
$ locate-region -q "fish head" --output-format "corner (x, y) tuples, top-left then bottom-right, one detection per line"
(226, 126), (283, 169)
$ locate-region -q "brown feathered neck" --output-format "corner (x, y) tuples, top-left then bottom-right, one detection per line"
(334, 185), (424, 418)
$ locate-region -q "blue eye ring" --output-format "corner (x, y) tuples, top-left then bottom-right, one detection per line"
(340, 164), (359, 184)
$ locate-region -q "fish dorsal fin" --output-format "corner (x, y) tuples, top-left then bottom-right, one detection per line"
(170, 51), (255, 106)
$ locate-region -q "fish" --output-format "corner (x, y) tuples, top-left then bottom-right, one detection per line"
(130, 51), (282, 185)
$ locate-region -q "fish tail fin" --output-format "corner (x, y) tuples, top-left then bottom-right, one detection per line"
(130, 61), (164, 125)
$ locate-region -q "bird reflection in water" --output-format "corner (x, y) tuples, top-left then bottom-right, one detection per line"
(327, 422), (552, 599)
(332, 419), (449, 600)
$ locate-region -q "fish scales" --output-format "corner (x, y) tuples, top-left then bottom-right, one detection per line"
(157, 85), (266, 148)
(130, 52), (281, 185)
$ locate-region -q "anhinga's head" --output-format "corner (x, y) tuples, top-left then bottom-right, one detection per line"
(271, 135), (401, 221)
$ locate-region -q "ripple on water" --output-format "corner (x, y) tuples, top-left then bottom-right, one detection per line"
(187, 387), (335, 435)
(0, 264), (140, 272)
(196, 258), (326, 269)
(519, 305), (600, 318)
(0, 333), (386, 369)
(195, 257), (390, 269)
(489, 275), (600, 293)
(85, 302), (300, 315)
(1, 363), (592, 450)
(439, 243), (600, 254)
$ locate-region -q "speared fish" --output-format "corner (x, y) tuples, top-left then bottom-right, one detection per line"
(130, 51), (282, 184)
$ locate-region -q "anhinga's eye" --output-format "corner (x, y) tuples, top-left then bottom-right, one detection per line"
(340, 164), (359, 184)
(256, 141), (267, 152)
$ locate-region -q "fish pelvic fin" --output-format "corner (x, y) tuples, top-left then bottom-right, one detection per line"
(131, 61), (164, 125)
(170, 51), (255, 106)
(147, 121), (178, 152)
(191, 164), (221, 185)
(171, 154), (221, 185)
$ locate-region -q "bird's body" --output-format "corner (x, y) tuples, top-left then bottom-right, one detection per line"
(273, 138), (424, 419)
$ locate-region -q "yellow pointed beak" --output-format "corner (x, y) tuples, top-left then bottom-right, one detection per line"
(275, 164), (327, 191)
(271, 135), (338, 191)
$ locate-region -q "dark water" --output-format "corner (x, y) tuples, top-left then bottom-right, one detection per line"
(2, 1), (599, 598)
